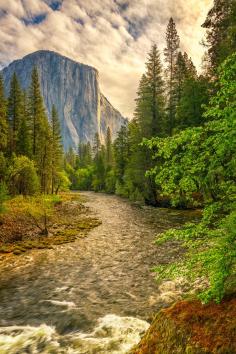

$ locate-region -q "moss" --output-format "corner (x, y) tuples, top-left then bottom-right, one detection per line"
(77, 218), (102, 229)
(0, 245), (12, 253)
(13, 249), (23, 255)
(130, 297), (236, 354)
(0, 192), (102, 257)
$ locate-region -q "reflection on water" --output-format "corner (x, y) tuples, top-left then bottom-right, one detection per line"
(0, 192), (199, 353)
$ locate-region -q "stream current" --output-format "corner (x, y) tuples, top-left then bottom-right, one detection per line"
(0, 192), (199, 353)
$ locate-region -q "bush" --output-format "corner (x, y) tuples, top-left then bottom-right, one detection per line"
(9, 194), (61, 235)
(74, 167), (93, 190)
(9, 155), (39, 195)
(0, 182), (8, 215)
(105, 170), (116, 194)
(0, 152), (7, 181)
(54, 171), (71, 193)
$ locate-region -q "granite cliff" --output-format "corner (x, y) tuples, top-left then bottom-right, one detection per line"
(1, 50), (127, 151)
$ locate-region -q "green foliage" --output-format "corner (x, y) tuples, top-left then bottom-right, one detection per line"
(29, 67), (53, 192)
(175, 75), (209, 130)
(10, 194), (61, 235)
(164, 17), (180, 135)
(0, 75), (8, 151)
(54, 171), (71, 193)
(51, 104), (63, 193)
(9, 155), (39, 196)
(0, 152), (7, 182)
(105, 169), (116, 194)
(0, 182), (8, 214)
(74, 167), (93, 191)
(146, 53), (236, 302)
(202, 0), (236, 75)
(7, 73), (24, 154)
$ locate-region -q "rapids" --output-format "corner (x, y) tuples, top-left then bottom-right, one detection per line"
(0, 192), (199, 353)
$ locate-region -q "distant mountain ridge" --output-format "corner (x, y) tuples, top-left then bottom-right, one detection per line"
(1, 50), (127, 151)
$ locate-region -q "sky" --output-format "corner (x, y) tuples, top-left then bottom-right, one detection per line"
(0, 0), (213, 118)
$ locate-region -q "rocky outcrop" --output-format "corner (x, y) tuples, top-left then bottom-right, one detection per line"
(1, 50), (127, 151)
(130, 296), (236, 354)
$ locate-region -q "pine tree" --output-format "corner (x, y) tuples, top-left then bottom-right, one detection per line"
(7, 73), (23, 154)
(78, 142), (92, 168)
(51, 104), (63, 194)
(28, 67), (52, 193)
(29, 67), (47, 157)
(202, 0), (236, 76)
(92, 132), (101, 160)
(164, 18), (180, 135)
(113, 124), (129, 183)
(173, 52), (188, 109)
(176, 75), (209, 129)
(92, 133), (106, 191)
(105, 127), (113, 170)
(0, 75), (8, 152)
(16, 91), (31, 157)
(134, 45), (165, 138)
(145, 44), (165, 136)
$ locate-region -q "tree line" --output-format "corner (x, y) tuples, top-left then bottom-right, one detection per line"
(0, 67), (69, 205)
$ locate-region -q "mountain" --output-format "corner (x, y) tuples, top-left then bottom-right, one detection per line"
(1, 50), (127, 151)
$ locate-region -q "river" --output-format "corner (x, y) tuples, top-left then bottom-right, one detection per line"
(0, 192), (199, 353)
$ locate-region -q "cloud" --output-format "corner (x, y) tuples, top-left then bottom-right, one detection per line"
(0, 0), (213, 118)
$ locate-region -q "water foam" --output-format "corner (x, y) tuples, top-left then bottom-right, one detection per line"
(0, 314), (149, 353)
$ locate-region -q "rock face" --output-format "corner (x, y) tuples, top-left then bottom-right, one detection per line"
(1, 50), (127, 151)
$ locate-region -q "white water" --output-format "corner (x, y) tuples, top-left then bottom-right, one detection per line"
(0, 314), (149, 354)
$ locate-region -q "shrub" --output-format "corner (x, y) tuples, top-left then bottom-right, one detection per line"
(9, 155), (39, 195)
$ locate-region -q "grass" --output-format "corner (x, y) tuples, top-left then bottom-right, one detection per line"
(0, 192), (101, 256)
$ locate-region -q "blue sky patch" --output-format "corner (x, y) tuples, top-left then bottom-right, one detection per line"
(49, 1), (62, 11)
(22, 13), (47, 26)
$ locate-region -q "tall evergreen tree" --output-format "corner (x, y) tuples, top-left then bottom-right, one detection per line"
(202, 0), (236, 76)
(105, 127), (113, 170)
(7, 73), (23, 154)
(92, 133), (106, 191)
(164, 18), (180, 135)
(78, 142), (92, 168)
(176, 75), (209, 129)
(29, 67), (47, 157)
(145, 44), (165, 136)
(135, 45), (165, 138)
(0, 75), (8, 152)
(122, 44), (165, 204)
(16, 91), (31, 157)
(28, 67), (52, 193)
(92, 132), (101, 160)
(173, 52), (188, 109)
(51, 104), (63, 194)
(113, 124), (129, 183)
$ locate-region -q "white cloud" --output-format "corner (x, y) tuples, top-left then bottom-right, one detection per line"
(0, 0), (213, 118)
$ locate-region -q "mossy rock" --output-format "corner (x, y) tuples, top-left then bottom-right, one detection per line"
(13, 249), (23, 255)
(130, 297), (236, 354)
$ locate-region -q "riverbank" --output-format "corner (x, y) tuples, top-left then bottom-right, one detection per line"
(0, 192), (101, 257)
